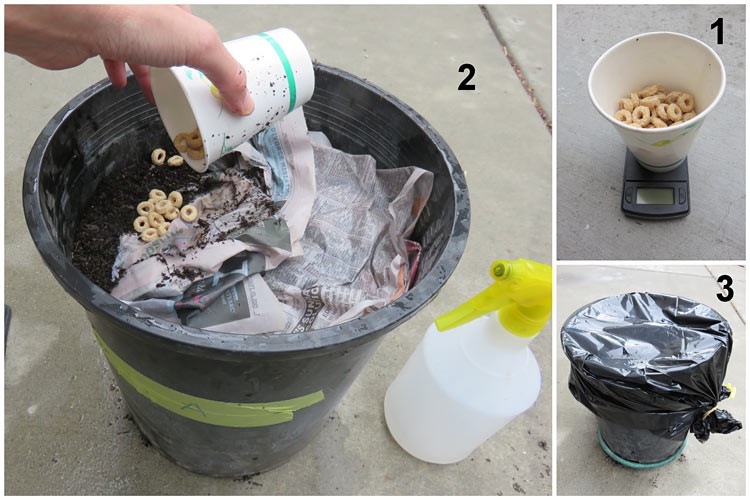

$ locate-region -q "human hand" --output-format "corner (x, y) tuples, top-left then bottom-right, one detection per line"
(5, 5), (254, 115)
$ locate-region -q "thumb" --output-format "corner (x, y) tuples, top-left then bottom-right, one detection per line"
(189, 35), (254, 116)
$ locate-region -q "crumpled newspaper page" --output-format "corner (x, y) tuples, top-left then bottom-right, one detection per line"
(110, 107), (433, 334)
(263, 142), (433, 333)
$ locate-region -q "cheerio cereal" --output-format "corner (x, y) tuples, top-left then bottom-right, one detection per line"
(132, 188), (198, 242)
(614, 85), (695, 128)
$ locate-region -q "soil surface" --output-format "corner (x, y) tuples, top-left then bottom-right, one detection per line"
(71, 158), (212, 292)
(72, 149), (276, 294)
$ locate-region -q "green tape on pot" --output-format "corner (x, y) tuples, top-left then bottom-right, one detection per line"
(93, 330), (324, 428)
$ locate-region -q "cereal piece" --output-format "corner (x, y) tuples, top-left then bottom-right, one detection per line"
(677, 94), (695, 113)
(186, 148), (204, 160)
(149, 189), (167, 202)
(133, 216), (149, 233)
(151, 148), (166, 166)
(666, 103), (683, 122)
(614, 109), (632, 123)
(167, 155), (184, 167)
(665, 91), (682, 103)
(640, 96), (660, 109)
(632, 106), (651, 126)
(137, 201), (155, 216)
(141, 228), (158, 242)
(180, 204), (198, 222)
(638, 85), (661, 98)
(164, 206), (180, 221)
(156, 199), (172, 214)
(168, 191), (183, 208)
(615, 86), (698, 126)
(154, 199), (172, 215)
(655, 103), (669, 121)
(148, 212), (165, 228)
(187, 128), (203, 149)
(157, 222), (170, 237)
(174, 133), (190, 152)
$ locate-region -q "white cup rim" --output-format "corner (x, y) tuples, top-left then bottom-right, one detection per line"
(588, 31), (726, 134)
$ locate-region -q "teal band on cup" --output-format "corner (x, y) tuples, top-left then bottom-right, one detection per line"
(258, 32), (297, 112)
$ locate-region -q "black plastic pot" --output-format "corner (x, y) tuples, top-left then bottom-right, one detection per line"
(597, 418), (687, 467)
(561, 292), (738, 469)
(22, 64), (470, 477)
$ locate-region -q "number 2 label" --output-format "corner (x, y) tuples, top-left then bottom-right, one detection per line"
(458, 64), (476, 90)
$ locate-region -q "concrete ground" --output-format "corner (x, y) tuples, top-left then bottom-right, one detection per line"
(557, 265), (746, 496)
(557, 4), (745, 260)
(5, 5), (552, 495)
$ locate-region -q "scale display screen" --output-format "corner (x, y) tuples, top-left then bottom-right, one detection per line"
(621, 150), (689, 219)
(636, 187), (675, 205)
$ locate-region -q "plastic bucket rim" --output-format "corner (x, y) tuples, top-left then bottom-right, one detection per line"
(22, 63), (470, 355)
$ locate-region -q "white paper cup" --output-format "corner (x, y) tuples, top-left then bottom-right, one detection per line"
(150, 28), (315, 172)
(588, 32), (725, 172)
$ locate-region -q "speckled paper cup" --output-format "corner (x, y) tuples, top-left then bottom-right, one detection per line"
(589, 32), (725, 172)
(151, 28), (315, 172)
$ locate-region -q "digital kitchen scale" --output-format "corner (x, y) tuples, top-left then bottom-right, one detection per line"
(621, 149), (690, 219)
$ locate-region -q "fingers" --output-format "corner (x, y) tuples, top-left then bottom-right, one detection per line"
(129, 63), (154, 104)
(186, 30), (254, 116)
(101, 59), (154, 104)
(205, 56), (255, 116)
(102, 59), (127, 88)
(94, 6), (254, 116)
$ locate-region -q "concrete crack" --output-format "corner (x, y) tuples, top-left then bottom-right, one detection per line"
(479, 5), (552, 134)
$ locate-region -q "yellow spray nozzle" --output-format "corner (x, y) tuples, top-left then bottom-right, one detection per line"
(434, 259), (552, 337)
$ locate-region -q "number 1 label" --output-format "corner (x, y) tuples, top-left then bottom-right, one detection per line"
(711, 17), (724, 44)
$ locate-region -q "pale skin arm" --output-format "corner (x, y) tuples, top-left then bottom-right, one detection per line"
(5, 5), (254, 115)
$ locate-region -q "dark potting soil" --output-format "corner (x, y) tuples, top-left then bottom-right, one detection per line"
(71, 159), (207, 292)
(71, 154), (274, 293)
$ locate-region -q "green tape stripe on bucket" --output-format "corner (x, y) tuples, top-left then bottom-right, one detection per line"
(258, 32), (297, 112)
(93, 330), (324, 428)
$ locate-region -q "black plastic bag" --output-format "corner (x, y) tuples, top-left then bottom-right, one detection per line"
(561, 292), (741, 444)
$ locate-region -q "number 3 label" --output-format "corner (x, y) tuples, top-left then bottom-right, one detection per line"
(717, 274), (734, 302)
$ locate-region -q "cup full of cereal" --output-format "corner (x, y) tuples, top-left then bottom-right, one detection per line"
(588, 32), (725, 173)
(150, 28), (315, 173)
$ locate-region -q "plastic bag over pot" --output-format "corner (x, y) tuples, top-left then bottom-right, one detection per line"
(561, 292), (742, 443)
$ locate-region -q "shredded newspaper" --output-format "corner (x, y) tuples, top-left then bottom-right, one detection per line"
(110, 108), (433, 334)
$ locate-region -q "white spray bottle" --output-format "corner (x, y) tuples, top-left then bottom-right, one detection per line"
(384, 258), (552, 464)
